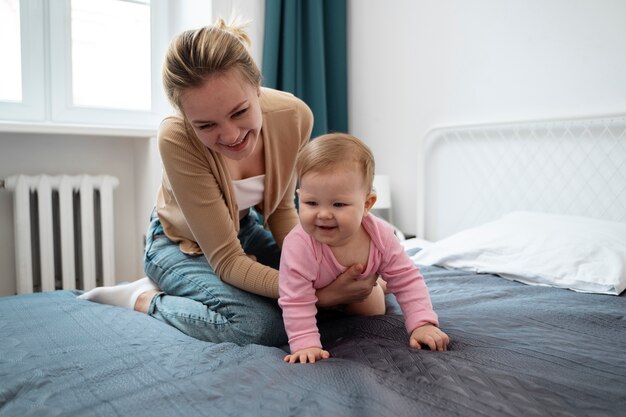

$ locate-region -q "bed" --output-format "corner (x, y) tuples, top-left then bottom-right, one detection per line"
(1, 115), (625, 417)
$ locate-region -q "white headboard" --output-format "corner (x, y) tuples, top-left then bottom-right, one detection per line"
(417, 115), (626, 241)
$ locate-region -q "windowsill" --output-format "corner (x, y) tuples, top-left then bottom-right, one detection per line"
(0, 121), (157, 138)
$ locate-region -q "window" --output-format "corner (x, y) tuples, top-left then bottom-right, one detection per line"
(0, 0), (45, 121)
(0, 0), (22, 102)
(0, 0), (169, 130)
(70, 0), (152, 111)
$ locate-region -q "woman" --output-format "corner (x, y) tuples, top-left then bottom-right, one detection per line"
(80, 18), (378, 346)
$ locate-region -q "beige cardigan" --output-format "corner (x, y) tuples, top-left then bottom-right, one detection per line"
(155, 88), (313, 298)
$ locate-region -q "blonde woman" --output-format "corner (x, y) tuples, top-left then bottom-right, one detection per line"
(80, 19), (377, 346)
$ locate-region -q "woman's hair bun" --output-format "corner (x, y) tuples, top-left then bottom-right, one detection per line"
(214, 15), (252, 49)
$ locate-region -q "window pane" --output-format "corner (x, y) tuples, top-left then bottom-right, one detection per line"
(71, 0), (151, 111)
(0, 0), (22, 102)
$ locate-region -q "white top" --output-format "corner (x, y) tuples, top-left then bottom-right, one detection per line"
(232, 175), (265, 210)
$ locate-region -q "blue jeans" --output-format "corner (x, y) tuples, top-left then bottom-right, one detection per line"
(143, 210), (287, 346)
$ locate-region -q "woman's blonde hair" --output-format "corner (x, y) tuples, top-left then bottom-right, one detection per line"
(162, 17), (261, 111)
(296, 133), (376, 193)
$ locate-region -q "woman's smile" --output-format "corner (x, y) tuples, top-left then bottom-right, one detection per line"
(222, 133), (249, 151)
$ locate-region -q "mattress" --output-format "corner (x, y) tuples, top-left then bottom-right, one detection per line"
(1, 265), (624, 417)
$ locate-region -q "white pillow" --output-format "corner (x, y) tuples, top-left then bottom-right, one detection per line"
(412, 211), (626, 295)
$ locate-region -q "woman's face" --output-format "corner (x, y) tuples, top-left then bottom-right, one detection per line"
(180, 68), (262, 161)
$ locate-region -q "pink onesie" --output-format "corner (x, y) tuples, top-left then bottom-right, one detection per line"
(278, 214), (439, 353)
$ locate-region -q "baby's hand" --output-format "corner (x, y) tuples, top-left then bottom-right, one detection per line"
(409, 324), (449, 351)
(284, 347), (330, 364)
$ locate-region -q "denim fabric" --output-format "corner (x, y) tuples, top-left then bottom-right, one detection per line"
(143, 210), (287, 346)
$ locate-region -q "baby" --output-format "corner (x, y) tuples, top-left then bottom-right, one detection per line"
(279, 133), (449, 364)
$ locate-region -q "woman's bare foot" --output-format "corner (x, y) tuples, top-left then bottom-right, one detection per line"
(345, 283), (385, 316)
(377, 277), (389, 294)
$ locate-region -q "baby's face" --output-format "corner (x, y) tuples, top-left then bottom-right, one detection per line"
(297, 164), (375, 248)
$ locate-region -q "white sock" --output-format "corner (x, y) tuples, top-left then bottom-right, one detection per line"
(78, 277), (158, 310)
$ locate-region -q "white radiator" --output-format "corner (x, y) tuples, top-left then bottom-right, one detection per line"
(3, 174), (119, 294)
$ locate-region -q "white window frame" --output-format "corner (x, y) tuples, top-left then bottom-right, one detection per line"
(0, 0), (171, 131)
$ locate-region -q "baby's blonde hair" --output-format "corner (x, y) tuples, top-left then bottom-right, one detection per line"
(162, 17), (261, 112)
(296, 133), (376, 193)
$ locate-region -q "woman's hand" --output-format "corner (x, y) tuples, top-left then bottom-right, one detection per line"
(284, 347), (330, 364)
(315, 264), (378, 308)
(409, 324), (450, 351)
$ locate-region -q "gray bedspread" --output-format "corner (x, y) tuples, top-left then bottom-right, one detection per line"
(1, 266), (625, 417)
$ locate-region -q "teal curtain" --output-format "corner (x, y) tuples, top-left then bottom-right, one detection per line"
(262, 0), (348, 138)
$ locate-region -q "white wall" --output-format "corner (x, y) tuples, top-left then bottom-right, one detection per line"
(0, 132), (159, 296)
(348, 0), (626, 235)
